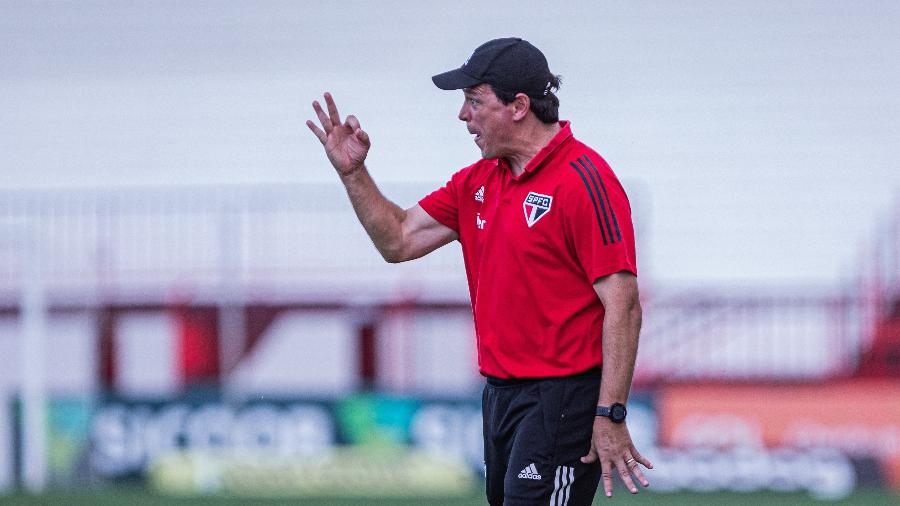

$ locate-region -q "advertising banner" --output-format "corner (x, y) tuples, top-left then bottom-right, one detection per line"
(45, 393), (481, 497)
(31, 384), (898, 498)
(656, 380), (900, 494)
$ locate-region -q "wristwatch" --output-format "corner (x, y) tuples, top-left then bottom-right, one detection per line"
(596, 403), (627, 423)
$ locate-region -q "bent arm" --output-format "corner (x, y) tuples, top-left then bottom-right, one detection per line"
(593, 271), (642, 405)
(341, 167), (458, 263)
(304, 93), (457, 263)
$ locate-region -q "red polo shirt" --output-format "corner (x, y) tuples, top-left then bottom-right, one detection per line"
(419, 121), (637, 379)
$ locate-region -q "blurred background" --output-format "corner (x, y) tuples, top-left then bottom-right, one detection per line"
(1, 1), (899, 504)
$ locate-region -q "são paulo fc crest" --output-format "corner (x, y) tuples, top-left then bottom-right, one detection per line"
(523, 192), (553, 227)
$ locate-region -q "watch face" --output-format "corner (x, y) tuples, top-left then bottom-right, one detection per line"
(610, 403), (627, 423)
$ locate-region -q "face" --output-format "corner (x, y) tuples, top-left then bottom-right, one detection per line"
(458, 84), (515, 160)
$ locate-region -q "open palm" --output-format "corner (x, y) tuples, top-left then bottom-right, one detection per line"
(306, 92), (370, 177)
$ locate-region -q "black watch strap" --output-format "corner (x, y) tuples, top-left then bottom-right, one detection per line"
(596, 403), (627, 423)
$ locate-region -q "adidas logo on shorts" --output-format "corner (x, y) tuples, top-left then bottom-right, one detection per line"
(517, 463), (542, 480)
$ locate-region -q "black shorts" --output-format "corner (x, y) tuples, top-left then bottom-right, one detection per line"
(482, 368), (602, 506)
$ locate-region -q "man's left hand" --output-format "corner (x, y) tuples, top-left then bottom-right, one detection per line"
(580, 416), (652, 497)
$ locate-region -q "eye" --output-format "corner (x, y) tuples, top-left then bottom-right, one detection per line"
(468, 98), (479, 106)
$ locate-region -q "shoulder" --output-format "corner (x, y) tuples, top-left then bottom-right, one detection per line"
(446, 158), (498, 192)
(554, 140), (619, 195)
(566, 139), (614, 175)
(452, 158), (497, 180)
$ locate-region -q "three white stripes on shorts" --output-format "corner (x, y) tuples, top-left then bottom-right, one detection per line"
(549, 465), (575, 506)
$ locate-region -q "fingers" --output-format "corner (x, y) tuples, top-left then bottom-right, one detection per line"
(600, 461), (614, 498)
(324, 92), (341, 130)
(355, 127), (370, 147)
(345, 115), (371, 148)
(311, 93), (361, 144)
(629, 447), (652, 487)
(632, 447), (654, 470)
(600, 455), (642, 497)
(590, 447), (652, 497)
(626, 457), (650, 489)
(306, 120), (326, 144)
(312, 99), (332, 132)
(614, 458), (639, 494)
(345, 114), (360, 131)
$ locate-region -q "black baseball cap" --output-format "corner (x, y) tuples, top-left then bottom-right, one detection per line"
(432, 37), (554, 98)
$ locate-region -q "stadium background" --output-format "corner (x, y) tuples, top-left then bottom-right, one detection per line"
(1, 1), (899, 504)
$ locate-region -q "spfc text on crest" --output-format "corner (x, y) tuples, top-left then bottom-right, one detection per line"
(523, 192), (553, 227)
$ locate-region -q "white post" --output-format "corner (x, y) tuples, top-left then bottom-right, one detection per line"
(0, 224), (13, 493)
(20, 227), (48, 492)
(0, 403), (11, 493)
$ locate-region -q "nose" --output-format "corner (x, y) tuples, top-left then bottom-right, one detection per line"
(458, 102), (469, 122)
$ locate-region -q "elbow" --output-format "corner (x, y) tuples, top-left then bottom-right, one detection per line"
(626, 294), (642, 322)
(630, 297), (642, 318)
(378, 245), (407, 264)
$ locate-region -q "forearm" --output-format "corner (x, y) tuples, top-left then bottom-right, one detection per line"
(598, 300), (642, 405)
(340, 166), (407, 262)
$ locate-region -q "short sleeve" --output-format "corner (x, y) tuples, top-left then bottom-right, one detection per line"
(419, 175), (460, 234)
(564, 155), (637, 282)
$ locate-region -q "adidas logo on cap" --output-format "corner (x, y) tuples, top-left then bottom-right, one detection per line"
(518, 463), (542, 480)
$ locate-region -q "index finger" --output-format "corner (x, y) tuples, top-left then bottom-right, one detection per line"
(629, 448), (652, 487)
(324, 92), (341, 129)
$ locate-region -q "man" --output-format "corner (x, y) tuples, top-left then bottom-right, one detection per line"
(307, 37), (651, 505)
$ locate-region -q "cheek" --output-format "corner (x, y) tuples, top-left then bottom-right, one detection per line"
(484, 118), (505, 139)
(476, 114), (497, 133)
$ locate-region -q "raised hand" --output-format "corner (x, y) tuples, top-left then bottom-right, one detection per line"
(306, 92), (371, 177)
(581, 419), (652, 497)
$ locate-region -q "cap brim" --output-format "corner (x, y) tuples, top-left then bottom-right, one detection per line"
(431, 68), (482, 90)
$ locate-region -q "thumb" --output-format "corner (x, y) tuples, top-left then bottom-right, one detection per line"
(580, 446), (598, 464)
(355, 128), (370, 147)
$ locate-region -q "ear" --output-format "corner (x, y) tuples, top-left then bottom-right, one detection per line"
(511, 93), (531, 121)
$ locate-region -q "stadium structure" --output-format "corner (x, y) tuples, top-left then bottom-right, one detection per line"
(0, 185), (897, 500)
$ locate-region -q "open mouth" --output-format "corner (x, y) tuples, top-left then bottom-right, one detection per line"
(468, 126), (482, 145)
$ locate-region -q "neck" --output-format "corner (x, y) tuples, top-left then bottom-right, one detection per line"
(505, 121), (561, 177)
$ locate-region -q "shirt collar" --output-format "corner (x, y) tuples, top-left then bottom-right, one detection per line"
(508, 121), (573, 178)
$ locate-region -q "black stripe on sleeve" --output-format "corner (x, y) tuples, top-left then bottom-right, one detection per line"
(577, 156), (616, 243)
(584, 155), (622, 243)
(569, 161), (608, 246)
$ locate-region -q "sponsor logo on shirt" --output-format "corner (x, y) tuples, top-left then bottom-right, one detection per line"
(523, 192), (553, 227)
(476, 212), (487, 230)
(474, 185), (485, 202)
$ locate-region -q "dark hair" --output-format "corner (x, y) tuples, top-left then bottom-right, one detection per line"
(490, 74), (562, 124)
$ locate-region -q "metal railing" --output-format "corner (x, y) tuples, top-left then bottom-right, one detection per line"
(633, 289), (865, 384)
(856, 197), (900, 356)
(0, 184), (468, 305)
(1, 185), (892, 383)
